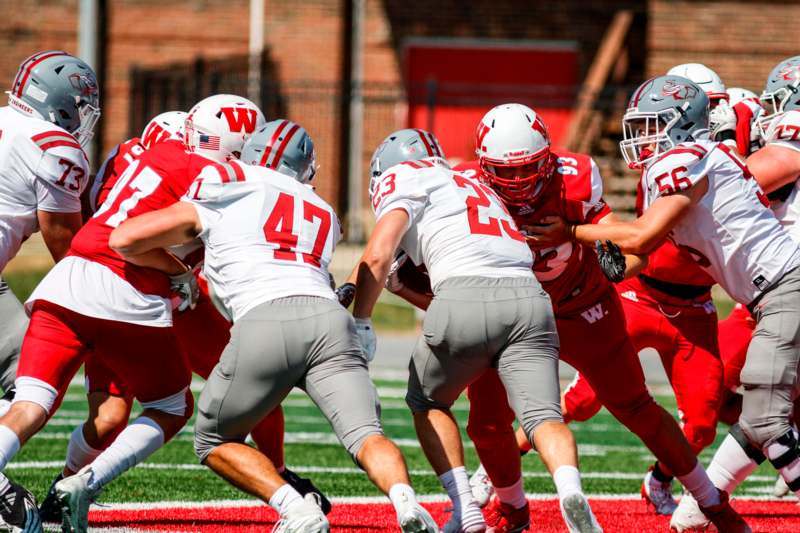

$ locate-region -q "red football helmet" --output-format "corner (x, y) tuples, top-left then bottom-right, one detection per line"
(475, 103), (554, 205)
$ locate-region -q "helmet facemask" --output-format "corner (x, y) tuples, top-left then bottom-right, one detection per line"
(620, 108), (681, 169)
(759, 84), (799, 139)
(479, 148), (554, 206)
(73, 98), (101, 147)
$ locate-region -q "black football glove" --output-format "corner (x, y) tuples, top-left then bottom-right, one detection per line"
(335, 283), (356, 308)
(596, 240), (626, 283)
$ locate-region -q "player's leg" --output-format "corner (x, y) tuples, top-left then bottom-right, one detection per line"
(54, 319), (193, 532)
(561, 290), (727, 514)
(0, 300), (88, 531)
(0, 280), (26, 408)
(717, 304), (754, 424)
(495, 288), (601, 533)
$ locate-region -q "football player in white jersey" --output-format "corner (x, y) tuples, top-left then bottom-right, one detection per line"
(108, 121), (439, 533)
(0, 49), (99, 531)
(532, 74), (800, 532)
(670, 56), (800, 526)
(351, 129), (601, 533)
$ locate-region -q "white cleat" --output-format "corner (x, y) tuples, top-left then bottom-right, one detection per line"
(469, 465), (494, 508)
(669, 493), (710, 532)
(560, 493), (603, 533)
(396, 496), (440, 532)
(273, 494), (330, 533)
(641, 469), (678, 515)
(773, 475), (790, 498)
(54, 467), (98, 533)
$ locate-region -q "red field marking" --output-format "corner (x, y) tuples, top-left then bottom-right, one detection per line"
(88, 498), (800, 532)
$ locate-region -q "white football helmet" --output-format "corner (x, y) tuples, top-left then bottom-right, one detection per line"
(667, 63), (727, 105)
(475, 103), (554, 205)
(726, 87), (758, 107)
(140, 111), (187, 150)
(185, 94), (265, 162)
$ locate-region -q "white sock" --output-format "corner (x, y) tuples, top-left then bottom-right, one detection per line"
(269, 483), (304, 515)
(65, 424), (103, 473)
(495, 476), (527, 509)
(706, 433), (759, 494)
(677, 461), (721, 508)
(389, 483), (417, 514)
(439, 466), (485, 530)
(86, 416), (165, 492)
(0, 425), (20, 470)
(553, 465), (583, 501)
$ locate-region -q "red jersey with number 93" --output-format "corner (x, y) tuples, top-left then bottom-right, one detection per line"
(69, 140), (209, 297)
(184, 162), (340, 322)
(456, 152), (610, 315)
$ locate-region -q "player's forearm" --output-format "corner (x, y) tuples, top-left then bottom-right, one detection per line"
(119, 248), (188, 276)
(573, 222), (653, 255)
(352, 252), (392, 319)
(110, 205), (199, 255)
(394, 285), (432, 311)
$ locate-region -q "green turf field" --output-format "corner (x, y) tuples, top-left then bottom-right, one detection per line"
(8, 377), (783, 507)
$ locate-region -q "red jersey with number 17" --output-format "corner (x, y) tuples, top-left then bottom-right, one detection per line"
(69, 140), (211, 297)
(456, 151), (611, 315)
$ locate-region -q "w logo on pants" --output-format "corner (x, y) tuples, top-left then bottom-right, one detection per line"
(580, 303), (606, 324)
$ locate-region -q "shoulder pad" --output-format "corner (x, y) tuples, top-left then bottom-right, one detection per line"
(646, 143), (712, 196)
(553, 150), (602, 203)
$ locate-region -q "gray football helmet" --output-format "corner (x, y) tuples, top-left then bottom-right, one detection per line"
(369, 128), (447, 198)
(758, 55), (800, 137)
(240, 119), (317, 184)
(8, 50), (100, 147)
(619, 75), (709, 168)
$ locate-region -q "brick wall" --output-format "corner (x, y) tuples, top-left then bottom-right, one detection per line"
(648, 0), (800, 93)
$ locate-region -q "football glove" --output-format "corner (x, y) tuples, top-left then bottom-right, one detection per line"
(386, 251), (409, 293)
(335, 283), (356, 308)
(354, 317), (377, 362)
(596, 240), (626, 283)
(170, 269), (199, 312)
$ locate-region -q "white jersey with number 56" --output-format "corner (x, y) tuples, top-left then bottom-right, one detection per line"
(185, 163), (340, 322)
(642, 139), (800, 305)
(372, 161), (535, 291)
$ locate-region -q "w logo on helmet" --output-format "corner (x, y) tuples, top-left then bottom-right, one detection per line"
(220, 107), (259, 133)
(661, 80), (698, 100)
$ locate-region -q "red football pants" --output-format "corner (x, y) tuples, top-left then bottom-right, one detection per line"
(19, 300), (192, 416)
(717, 303), (755, 392)
(562, 277), (723, 453)
(468, 286), (665, 456)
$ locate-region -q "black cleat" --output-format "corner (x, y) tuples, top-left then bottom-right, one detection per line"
(37, 472), (64, 523)
(281, 468), (332, 515)
(0, 480), (42, 532)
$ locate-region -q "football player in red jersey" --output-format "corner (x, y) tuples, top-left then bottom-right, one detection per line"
(0, 94), (265, 531)
(441, 103), (724, 531)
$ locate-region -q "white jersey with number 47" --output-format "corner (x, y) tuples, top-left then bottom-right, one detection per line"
(642, 139), (800, 305)
(185, 163), (340, 322)
(763, 110), (800, 242)
(0, 106), (88, 271)
(372, 161), (535, 291)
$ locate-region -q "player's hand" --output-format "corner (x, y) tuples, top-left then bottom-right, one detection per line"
(596, 240), (626, 283)
(386, 251), (409, 293)
(523, 216), (572, 247)
(335, 283), (356, 308)
(709, 100), (737, 141)
(170, 269), (199, 312)
(354, 318), (377, 362)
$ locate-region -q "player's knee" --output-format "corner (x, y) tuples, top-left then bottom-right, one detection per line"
(564, 396), (602, 423)
(467, 417), (515, 450)
(342, 424), (384, 463)
(683, 422), (717, 453)
(606, 392), (661, 438)
(728, 423), (767, 464)
(141, 387), (193, 420)
(739, 412), (792, 451)
(739, 385), (794, 449)
(12, 376), (58, 416)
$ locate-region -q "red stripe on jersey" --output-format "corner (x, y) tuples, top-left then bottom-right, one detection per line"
(655, 146), (707, 164)
(210, 162), (230, 183)
(230, 160), (246, 182)
(402, 161), (421, 169)
(260, 120), (289, 167)
(415, 129), (434, 156)
(38, 140), (82, 152)
(16, 51), (68, 97)
(31, 130), (77, 143)
(271, 124), (300, 170)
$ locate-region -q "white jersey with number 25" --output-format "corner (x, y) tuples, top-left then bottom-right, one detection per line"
(642, 139), (800, 305)
(185, 163), (339, 322)
(372, 161), (535, 292)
